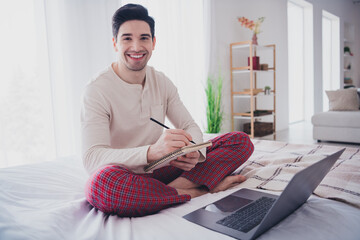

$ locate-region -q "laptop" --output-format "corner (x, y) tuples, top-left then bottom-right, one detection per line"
(183, 149), (345, 240)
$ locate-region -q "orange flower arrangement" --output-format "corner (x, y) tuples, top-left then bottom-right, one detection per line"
(238, 16), (265, 34)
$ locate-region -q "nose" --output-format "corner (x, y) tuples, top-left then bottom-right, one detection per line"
(131, 39), (142, 52)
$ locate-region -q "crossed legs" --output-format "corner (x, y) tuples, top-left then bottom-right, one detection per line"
(85, 132), (254, 217)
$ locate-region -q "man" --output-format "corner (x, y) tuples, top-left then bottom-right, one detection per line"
(82, 4), (254, 217)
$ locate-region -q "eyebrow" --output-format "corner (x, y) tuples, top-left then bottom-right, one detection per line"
(120, 33), (152, 38)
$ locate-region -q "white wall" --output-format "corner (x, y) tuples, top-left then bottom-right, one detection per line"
(210, 0), (360, 133)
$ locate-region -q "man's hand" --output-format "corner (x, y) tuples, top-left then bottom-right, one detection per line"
(147, 129), (200, 171)
(170, 150), (200, 171)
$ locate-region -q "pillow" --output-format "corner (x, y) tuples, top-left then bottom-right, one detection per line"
(326, 88), (359, 111)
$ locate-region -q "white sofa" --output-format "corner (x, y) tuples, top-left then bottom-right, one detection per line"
(312, 110), (360, 143)
(312, 88), (360, 144)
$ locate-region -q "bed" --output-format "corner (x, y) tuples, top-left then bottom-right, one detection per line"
(1, 139), (360, 240)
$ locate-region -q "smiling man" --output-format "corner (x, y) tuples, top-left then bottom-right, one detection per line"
(113, 20), (154, 76)
(81, 4), (254, 217)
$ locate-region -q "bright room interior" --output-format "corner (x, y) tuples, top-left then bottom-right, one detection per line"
(1, 1), (360, 239)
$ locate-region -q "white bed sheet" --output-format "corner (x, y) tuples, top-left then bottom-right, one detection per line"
(1, 147), (360, 240)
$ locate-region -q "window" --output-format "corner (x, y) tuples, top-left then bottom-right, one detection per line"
(322, 11), (340, 111)
(287, 0), (314, 123)
(0, 1), (56, 168)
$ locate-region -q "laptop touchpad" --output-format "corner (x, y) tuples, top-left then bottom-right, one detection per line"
(203, 195), (253, 213)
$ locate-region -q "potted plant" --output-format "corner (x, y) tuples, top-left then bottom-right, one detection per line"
(205, 74), (223, 133)
(264, 86), (271, 95)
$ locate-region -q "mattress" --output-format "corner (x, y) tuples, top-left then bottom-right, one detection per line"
(0, 140), (360, 240)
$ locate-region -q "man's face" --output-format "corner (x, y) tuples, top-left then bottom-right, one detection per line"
(113, 20), (156, 72)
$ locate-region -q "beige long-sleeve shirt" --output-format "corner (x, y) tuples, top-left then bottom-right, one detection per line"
(81, 65), (205, 175)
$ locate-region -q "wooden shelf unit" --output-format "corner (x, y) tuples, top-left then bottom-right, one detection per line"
(343, 22), (355, 88)
(230, 41), (276, 138)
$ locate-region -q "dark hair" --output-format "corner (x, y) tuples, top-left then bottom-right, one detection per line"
(112, 4), (155, 41)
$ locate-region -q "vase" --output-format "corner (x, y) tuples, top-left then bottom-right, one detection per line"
(252, 33), (258, 45)
(248, 56), (260, 70)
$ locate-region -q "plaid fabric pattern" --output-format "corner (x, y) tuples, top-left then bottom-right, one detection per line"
(182, 131), (254, 190)
(85, 165), (190, 217)
(85, 131), (253, 217)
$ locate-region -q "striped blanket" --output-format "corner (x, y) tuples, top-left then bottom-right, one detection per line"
(234, 140), (360, 208)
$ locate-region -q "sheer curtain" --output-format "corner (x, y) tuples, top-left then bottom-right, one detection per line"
(44, 0), (118, 159)
(121, 0), (209, 129)
(0, 0), (56, 167)
(0, 0), (118, 167)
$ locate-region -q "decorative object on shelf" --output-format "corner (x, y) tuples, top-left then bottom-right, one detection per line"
(344, 77), (353, 84)
(248, 56), (260, 70)
(344, 46), (354, 56)
(264, 86), (271, 95)
(205, 73), (223, 133)
(243, 121), (273, 137)
(260, 64), (268, 70)
(237, 16), (265, 45)
(246, 110), (273, 116)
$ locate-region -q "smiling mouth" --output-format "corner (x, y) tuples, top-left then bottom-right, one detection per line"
(127, 53), (146, 60)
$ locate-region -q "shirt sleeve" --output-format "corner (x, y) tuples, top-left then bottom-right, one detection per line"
(164, 79), (206, 162)
(81, 85), (149, 175)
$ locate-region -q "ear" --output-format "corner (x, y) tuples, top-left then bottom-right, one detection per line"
(112, 37), (118, 51)
(152, 36), (156, 50)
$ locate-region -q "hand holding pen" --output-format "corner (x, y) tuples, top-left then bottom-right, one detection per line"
(147, 118), (200, 171)
(150, 117), (196, 144)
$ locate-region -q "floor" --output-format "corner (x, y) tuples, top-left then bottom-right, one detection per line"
(256, 121), (360, 149)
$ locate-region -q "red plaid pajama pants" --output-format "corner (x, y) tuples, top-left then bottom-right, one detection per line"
(85, 131), (254, 217)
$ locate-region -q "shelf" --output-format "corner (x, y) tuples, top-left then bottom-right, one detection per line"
(232, 69), (275, 74)
(231, 43), (274, 51)
(233, 93), (275, 98)
(233, 110), (274, 119)
(230, 41), (276, 138)
(233, 114), (274, 120)
(343, 22), (355, 89)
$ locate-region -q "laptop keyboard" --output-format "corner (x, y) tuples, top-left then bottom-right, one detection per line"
(216, 196), (276, 233)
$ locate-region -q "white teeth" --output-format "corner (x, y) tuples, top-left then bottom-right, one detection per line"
(130, 54), (143, 58)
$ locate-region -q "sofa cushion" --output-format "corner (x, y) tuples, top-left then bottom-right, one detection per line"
(312, 111), (360, 128)
(326, 88), (359, 111)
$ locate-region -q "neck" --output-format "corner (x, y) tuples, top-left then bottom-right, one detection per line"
(112, 62), (146, 85)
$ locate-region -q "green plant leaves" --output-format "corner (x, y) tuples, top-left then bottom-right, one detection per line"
(205, 75), (223, 133)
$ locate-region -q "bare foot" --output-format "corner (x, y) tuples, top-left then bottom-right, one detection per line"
(170, 175), (246, 198)
(210, 175), (246, 193)
(176, 187), (208, 198)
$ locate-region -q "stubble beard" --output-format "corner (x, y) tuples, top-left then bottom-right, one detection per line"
(125, 62), (147, 71)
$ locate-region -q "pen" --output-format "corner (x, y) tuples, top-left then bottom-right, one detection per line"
(150, 117), (196, 144)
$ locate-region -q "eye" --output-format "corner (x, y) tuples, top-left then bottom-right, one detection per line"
(122, 37), (132, 41)
(140, 34), (152, 41)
